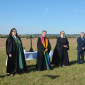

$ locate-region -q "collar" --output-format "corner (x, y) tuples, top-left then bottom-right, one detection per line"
(61, 36), (65, 38)
(81, 37), (84, 38)
(14, 36), (17, 38)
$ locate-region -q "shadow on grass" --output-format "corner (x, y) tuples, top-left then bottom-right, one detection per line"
(0, 75), (6, 78)
(23, 65), (37, 74)
(69, 60), (77, 66)
(43, 75), (60, 79)
(0, 65), (37, 78)
(0, 74), (9, 78)
(51, 60), (77, 69)
(51, 65), (59, 70)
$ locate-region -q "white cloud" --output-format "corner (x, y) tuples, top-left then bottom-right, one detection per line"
(44, 8), (49, 12)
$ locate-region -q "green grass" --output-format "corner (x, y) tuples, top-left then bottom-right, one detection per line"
(0, 44), (85, 85)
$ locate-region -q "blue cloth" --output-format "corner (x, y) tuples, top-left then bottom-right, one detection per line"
(77, 37), (85, 64)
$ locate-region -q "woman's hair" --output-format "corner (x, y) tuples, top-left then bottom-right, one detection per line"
(8, 28), (18, 37)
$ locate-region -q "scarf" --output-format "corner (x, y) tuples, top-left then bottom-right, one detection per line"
(41, 36), (50, 70)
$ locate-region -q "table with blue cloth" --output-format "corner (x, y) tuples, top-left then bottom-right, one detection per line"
(24, 51), (53, 60)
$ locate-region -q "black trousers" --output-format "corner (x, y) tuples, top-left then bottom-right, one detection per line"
(36, 53), (47, 70)
(58, 49), (69, 66)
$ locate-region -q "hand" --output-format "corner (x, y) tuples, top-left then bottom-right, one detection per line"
(45, 49), (48, 52)
(63, 45), (67, 48)
(9, 54), (12, 58)
(82, 47), (85, 50)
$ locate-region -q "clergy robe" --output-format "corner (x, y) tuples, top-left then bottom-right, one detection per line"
(52, 44), (59, 66)
(6, 36), (27, 74)
(57, 37), (69, 66)
(36, 37), (51, 70)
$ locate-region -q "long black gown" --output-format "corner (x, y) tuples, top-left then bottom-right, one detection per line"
(52, 44), (59, 66)
(57, 37), (69, 66)
(6, 36), (27, 74)
(36, 37), (51, 70)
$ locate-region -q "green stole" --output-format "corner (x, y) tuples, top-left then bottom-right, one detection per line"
(12, 36), (24, 69)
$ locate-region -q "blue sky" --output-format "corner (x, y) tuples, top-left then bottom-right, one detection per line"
(0, 0), (85, 34)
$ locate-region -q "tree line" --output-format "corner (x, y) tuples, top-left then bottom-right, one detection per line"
(0, 34), (80, 39)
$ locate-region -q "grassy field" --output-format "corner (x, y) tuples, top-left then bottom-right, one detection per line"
(0, 38), (85, 85)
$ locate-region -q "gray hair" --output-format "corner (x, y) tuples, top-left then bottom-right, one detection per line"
(81, 32), (84, 34)
(42, 30), (47, 33)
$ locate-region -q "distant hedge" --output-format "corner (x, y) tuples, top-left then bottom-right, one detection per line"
(0, 35), (9, 38)
(0, 34), (78, 39)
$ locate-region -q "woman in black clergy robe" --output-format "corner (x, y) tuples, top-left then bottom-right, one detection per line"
(36, 30), (51, 71)
(57, 31), (69, 67)
(6, 28), (27, 76)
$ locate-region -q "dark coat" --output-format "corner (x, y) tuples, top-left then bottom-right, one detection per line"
(57, 37), (69, 51)
(36, 37), (51, 70)
(6, 36), (27, 74)
(52, 44), (59, 66)
(57, 37), (69, 65)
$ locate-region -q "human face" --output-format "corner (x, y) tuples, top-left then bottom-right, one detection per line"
(12, 30), (17, 36)
(61, 31), (65, 37)
(81, 33), (84, 38)
(42, 32), (47, 37)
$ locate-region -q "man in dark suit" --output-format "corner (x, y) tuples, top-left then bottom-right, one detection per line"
(57, 31), (69, 67)
(77, 32), (85, 64)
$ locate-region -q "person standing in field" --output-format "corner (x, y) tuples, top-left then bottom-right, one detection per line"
(57, 31), (69, 67)
(36, 30), (51, 71)
(6, 28), (27, 76)
(77, 32), (85, 64)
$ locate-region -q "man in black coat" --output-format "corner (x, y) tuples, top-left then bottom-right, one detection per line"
(57, 31), (69, 67)
(36, 30), (51, 71)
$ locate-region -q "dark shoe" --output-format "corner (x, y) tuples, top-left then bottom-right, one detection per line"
(77, 63), (80, 64)
(81, 62), (84, 64)
(38, 69), (42, 71)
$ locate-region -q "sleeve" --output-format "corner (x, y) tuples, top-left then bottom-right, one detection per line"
(77, 38), (81, 48)
(47, 39), (51, 53)
(84, 38), (85, 48)
(54, 40), (57, 51)
(6, 37), (13, 55)
(77, 38), (79, 45)
(37, 38), (45, 52)
(66, 38), (69, 50)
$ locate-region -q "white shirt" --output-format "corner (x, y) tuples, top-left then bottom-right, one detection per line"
(61, 36), (65, 38)
(14, 36), (17, 39)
